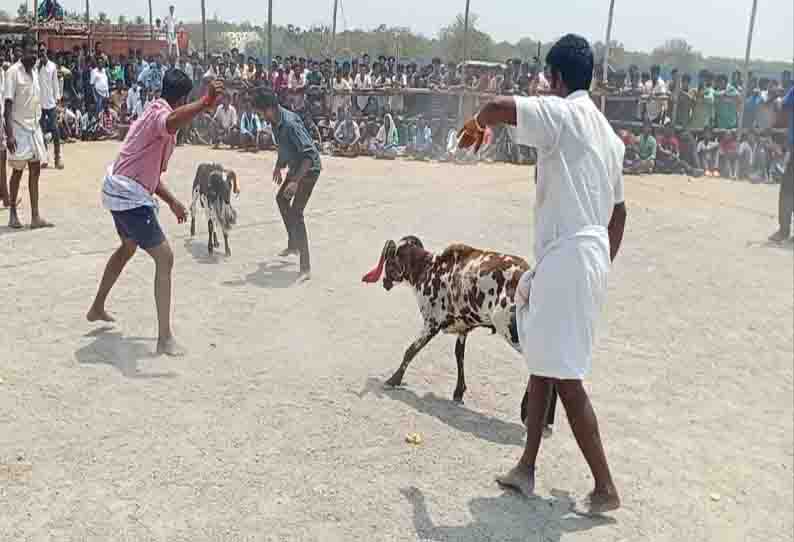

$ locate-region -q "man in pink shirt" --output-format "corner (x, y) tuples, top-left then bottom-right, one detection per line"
(87, 69), (224, 357)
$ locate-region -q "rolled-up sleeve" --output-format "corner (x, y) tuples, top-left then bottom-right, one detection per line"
(511, 95), (563, 150)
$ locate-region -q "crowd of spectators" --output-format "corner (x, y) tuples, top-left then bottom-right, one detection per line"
(0, 35), (790, 177)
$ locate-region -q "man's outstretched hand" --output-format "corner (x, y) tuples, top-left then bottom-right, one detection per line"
(457, 117), (485, 152)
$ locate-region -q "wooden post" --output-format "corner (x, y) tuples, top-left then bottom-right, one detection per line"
(737, 0), (759, 138)
(671, 72), (681, 128)
(201, 0), (208, 60)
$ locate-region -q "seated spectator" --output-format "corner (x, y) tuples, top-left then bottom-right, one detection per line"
(738, 132), (756, 180)
(238, 101), (262, 152)
(408, 116), (433, 159)
(718, 130), (739, 178)
(210, 95), (239, 148)
(333, 110), (361, 156)
(624, 122), (656, 174)
(96, 102), (118, 140)
(655, 126), (703, 176)
(697, 127), (720, 176)
(126, 84), (144, 121)
(370, 113), (399, 159)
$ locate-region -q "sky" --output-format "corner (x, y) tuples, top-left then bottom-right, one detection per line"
(49, 0), (794, 61)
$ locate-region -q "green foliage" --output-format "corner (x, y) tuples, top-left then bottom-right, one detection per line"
(17, 2), (27, 21)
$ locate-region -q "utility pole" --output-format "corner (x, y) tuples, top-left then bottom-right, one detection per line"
(148, 0), (154, 40)
(602, 0), (616, 87)
(737, 0), (759, 137)
(267, 0), (273, 68)
(462, 0), (471, 63)
(201, 0), (208, 60)
(331, 0), (339, 78)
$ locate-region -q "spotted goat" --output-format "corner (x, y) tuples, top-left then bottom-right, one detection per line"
(190, 163), (239, 256)
(362, 236), (535, 405)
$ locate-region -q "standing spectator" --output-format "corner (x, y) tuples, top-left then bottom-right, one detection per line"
(238, 100), (261, 151)
(255, 90), (322, 283)
(715, 74), (740, 130)
(689, 73), (715, 131)
(650, 65), (667, 94)
(674, 73), (693, 128)
(4, 37), (53, 229)
(769, 85), (794, 242)
(37, 43), (63, 169)
(743, 83), (764, 129)
(331, 70), (351, 116)
(91, 57), (110, 114)
(126, 84), (143, 121)
(164, 6), (178, 58)
(0, 52), (8, 208)
(138, 56), (164, 93)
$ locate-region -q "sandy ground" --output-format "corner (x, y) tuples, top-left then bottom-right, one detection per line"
(0, 141), (791, 542)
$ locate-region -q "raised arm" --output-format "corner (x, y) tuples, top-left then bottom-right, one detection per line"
(165, 79), (223, 134)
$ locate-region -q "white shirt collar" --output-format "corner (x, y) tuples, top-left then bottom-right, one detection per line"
(567, 90), (590, 101)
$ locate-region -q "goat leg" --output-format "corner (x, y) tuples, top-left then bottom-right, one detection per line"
(453, 334), (468, 403)
(207, 219), (214, 254)
(385, 327), (439, 388)
(224, 232), (231, 257)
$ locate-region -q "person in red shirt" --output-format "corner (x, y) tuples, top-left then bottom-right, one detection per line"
(656, 126), (702, 176)
(718, 130), (739, 179)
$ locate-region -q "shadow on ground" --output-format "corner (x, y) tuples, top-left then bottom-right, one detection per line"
(402, 486), (615, 542)
(183, 238), (226, 264)
(357, 377), (525, 447)
(222, 260), (299, 289)
(74, 327), (178, 379)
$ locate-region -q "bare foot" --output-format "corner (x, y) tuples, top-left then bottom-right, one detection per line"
(573, 489), (621, 517)
(30, 218), (54, 229)
(278, 247), (299, 257)
(294, 271), (311, 285)
(157, 337), (186, 357)
(86, 307), (116, 323)
(496, 463), (535, 497)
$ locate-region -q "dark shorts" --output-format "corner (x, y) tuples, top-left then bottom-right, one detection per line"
(111, 206), (165, 249)
(40, 108), (58, 134)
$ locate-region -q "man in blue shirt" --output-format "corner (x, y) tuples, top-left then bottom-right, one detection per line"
(770, 86), (794, 242)
(254, 90), (321, 282)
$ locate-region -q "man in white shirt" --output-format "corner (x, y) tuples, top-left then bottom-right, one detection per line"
(458, 34), (626, 516)
(210, 96), (238, 147)
(164, 5), (178, 59)
(37, 43), (63, 169)
(90, 57), (110, 114)
(4, 37), (52, 229)
(126, 84), (143, 120)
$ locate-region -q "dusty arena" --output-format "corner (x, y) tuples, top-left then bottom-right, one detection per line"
(1, 142), (792, 541)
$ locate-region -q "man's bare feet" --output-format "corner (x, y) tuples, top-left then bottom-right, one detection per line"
(496, 462), (535, 498)
(30, 218), (54, 229)
(86, 307), (116, 323)
(573, 489), (621, 517)
(157, 337), (186, 357)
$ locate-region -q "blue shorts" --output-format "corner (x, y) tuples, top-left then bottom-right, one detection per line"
(111, 206), (165, 249)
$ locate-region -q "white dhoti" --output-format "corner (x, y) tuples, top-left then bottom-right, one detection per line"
(516, 230), (610, 380)
(8, 122), (48, 170)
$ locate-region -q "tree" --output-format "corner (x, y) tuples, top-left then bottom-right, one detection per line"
(118, 15), (127, 26)
(97, 12), (109, 24)
(593, 40), (626, 70)
(0, 9), (11, 21)
(134, 15), (146, 25)
(17, 2), (28, 21)
(438, 13), (494, 63)
(515, 37), (539, 62)
(651, 39), (702, 75)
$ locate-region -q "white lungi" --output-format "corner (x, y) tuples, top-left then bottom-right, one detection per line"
(510, 92), (625, 381)
(517, 230), (610, 380)
(8, 122), (48, 170)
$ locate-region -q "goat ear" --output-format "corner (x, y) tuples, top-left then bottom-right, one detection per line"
(362, 241), (392, 283)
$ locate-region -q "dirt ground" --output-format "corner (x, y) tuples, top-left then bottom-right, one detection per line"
(1, 141), (791, 542)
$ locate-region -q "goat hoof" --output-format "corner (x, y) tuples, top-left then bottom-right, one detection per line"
(453, 396), (465, 405)
(225, 249), (231, 257)
(384, 375), (403, 388)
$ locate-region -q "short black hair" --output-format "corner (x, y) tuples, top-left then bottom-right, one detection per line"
(161, 69), (193, 104)
(253, 89), (279, 111)
(545, 34), (594, 92)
